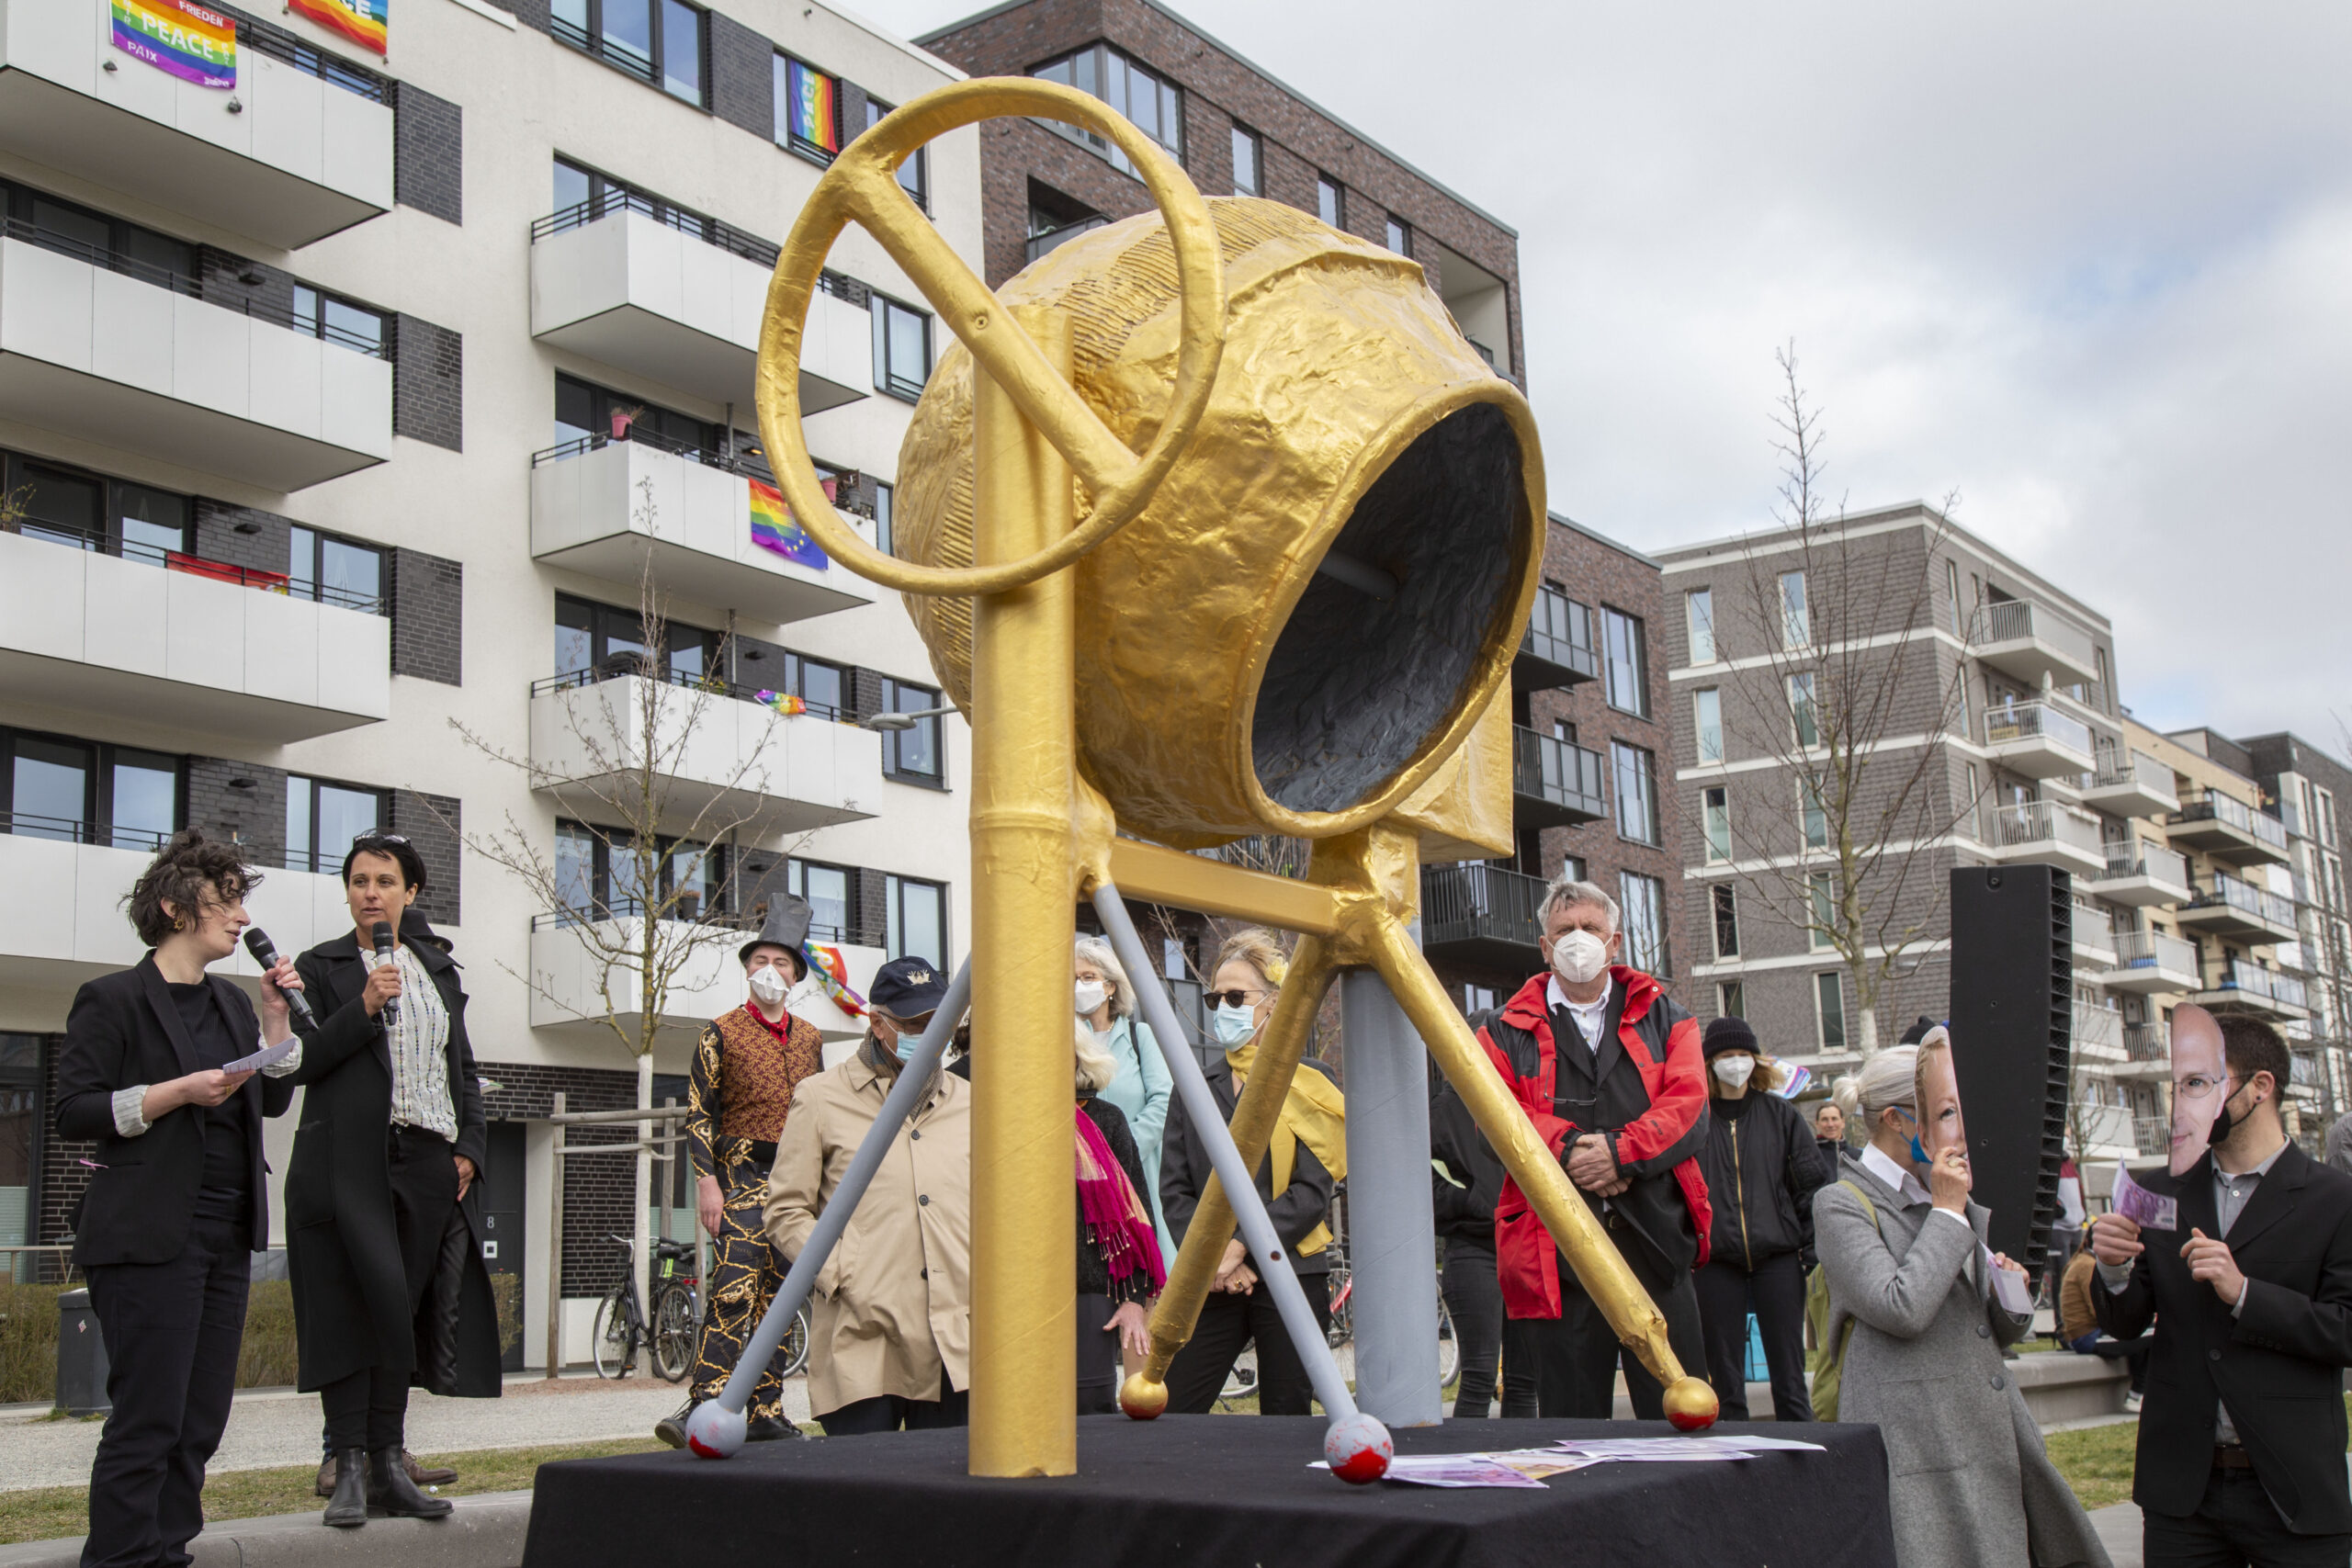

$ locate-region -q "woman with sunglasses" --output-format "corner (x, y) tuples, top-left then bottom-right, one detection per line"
(1159, 928), (1347, 1415)
(287, 833), (501, 1529)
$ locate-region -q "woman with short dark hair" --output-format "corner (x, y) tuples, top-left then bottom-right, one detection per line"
(288, 833), (501, 1529)
(55, 829), (304, 1568)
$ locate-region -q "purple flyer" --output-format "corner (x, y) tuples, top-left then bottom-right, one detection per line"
(2112, 1161), (2178, 1231)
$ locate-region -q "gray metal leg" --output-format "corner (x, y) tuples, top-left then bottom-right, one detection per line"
(1339, 964), (1442, 1426)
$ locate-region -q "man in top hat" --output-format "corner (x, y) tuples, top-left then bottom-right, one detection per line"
(654, 897), (826, 1447)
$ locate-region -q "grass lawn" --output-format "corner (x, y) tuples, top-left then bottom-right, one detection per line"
(2043, 1394), (2352, 1513)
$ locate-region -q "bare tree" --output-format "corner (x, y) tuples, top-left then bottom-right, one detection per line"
(1711, 345), (1979, 1057)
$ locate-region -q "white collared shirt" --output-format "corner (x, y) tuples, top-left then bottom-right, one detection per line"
(1545, 974), (1612, 1055)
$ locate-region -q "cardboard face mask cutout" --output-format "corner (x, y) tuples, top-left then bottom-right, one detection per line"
(2168, 1003), (2226, 1177)
(1913, 1026), (1969, 1190)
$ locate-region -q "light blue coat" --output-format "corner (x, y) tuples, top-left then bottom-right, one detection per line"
(1093, 1014), (1174, 1266)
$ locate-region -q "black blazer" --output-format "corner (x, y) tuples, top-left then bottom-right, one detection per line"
(54, 953), (295, 1267)
(2095, 1142), (2352, 1535)
(1160, 1057), (1336, 1276)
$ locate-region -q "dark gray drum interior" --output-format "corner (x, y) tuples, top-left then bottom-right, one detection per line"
(1251, 400), (1523, 816)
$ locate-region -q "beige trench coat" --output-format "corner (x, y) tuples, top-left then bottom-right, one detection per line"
(763, 1055), (971, 1418)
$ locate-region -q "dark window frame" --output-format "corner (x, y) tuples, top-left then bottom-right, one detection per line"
(1029, 41), (1185, 175)
(871, 292), (933, 402)
(883, 871), (948, 964)
(287, 524), (388, 615)
(1712, 882), (1739, 958)
(775, 51), (842, 165)
(5, 452), (190, 567)
(285, 773), (390, 875)
(1317, 174), (1343, 229)
(551, 0), (708, 107)
(0, 728), (184, 850)
(1611, 739), (1659, 846)
(553, 591), (718, 683)
(1230, 123), (1262, 197)
(879, 676), (946, 787)
(551, 816), (730, 922)
(863, 97), (927, 209)
(288, 282), (387, 356)
(1601, 605), (1650, 717)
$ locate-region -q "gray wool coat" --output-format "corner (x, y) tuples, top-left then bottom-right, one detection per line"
(1814, 1151), (2109, 1568)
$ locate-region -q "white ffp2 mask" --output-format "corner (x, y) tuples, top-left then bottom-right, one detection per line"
(1074, 980), (1108, 1016)
(1712, 1055), (1756, 1089)
(1549, 930), (1609, 986)
(748, 966), (789, 1004)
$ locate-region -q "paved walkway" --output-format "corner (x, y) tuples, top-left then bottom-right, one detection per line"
(0, 1371), (811, 1492)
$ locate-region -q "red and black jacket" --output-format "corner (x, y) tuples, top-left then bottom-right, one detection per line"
(1476, 965), (1712, 1319)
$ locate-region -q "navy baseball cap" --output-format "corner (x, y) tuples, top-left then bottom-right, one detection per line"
(868, 956), (947, 1020)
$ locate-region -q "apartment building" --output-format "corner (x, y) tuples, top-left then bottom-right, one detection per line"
(2237, 730), (2352, 1137)
(0, 0), (983, 1359)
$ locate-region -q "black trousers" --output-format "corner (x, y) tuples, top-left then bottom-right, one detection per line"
(83, 1213), (252, 1568)
(820, 1369), (970, 1436)
(1515, 1264), (1703, 1420)
(1498, 1319), (1543, 1417)
(1694, 1251), (1812, 1422)
(2143, 1466), (2352, 1568)
(1076, 1292), (1119, 1416)
(1165, 1273), (1334, 1416)
(1443, 1236), (1536, 1419)
(322, 1126), (458, 1451)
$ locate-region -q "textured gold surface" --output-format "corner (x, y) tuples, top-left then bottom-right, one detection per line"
(1394, 689), (1517, 863)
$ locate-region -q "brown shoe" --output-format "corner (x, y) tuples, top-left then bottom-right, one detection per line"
(315, 1454), (340, 1499)
(404, 1451), (458, 1486)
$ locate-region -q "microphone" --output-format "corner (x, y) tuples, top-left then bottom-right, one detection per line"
(371, 920), (399, 1028)
(242, 928), (316, 1032)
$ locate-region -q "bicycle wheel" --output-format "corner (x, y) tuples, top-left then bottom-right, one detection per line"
(779, 1303), (811, 1379)
(591, 1283), (635, 1379)
(651, 1284), (698, 1383)
(1435, 1290), (1460, 1390)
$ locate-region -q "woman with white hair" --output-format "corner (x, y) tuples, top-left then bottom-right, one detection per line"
(1073, 1018), (1164, 1413)
(1814, 1037), (2108, 1568)
(1075, 934), (1173, 1262)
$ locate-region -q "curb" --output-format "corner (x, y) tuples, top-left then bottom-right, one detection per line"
(0, 1490), (535, 1568)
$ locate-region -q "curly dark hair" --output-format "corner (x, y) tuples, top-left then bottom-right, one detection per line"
(124, 829), (259, 947)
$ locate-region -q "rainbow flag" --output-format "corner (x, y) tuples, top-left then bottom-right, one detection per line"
(110, 0), (237, 89)
(752, 690), (808, 717)
(806, 943), (867, 1019)
(786, 60), (840, 154)
(748, 479), (830, 570)
(289, 0), (387, 55)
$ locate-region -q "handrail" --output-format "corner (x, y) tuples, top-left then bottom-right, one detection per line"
(531, 898), (880, 946)
(10, 522), (384, 613)
(1511, 726), (1606, 810)
(528, 660), (850, 718)
(0, 812), (174, 851)
(2213, 961), (2306, 1010)
(528, 430), (876, 521)
(2175, 792), (2290, 852)
(1419, 862), (1545, 948)
(2189, 872), (2298, 931)
(1989, 799), (2101, 851)
(530, 193), (872, 313)
(232, 12), (390, 103)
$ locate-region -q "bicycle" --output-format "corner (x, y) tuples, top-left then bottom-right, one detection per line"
(591, 1235), (699, 1380)
(1323, 1243), (1461, 1390)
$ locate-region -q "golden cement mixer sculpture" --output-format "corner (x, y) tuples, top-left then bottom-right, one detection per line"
(679, 76), (1717, 1481)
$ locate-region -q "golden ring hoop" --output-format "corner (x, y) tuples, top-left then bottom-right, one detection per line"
(752, 78), (1227, 599)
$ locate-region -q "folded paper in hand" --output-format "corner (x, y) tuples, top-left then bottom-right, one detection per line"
(2112, 1161), (2179, 1232)
(222, 1038), (297, 1076)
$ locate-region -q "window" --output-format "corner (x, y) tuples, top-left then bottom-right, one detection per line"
(288, 284), (385, 356)
(1801, 773), (1828, 849)
(1702, 786), (1730, 863)
(1789, 671), (1819, 748)
(1717, 981), (1745, 1020)
(1032, 44), (1183, 175)
(759, 650), (844, 716)
(881, 677), (945, 784)
(864, 98), (926, 207)
(1712, 883), (1739, 958)
(5, 454), (189, 564)
(1779, 570), (1810, 649)
(1, 729), (179, 849)
(554, 592), (714, 682)
(1317, 174), (1342, 228)
(1809, 871), (1835, 948)
(552, 818), (726, 919)
(553, 0), (706, 105)
(1559, 854), (1588, 885)
(885, 874), (946, 963)
(553, 373), (719, 460)
(1815, 971), (1847, 1052)
(1944, 558), (1962, 636)
(873, 294), (933, 401)
(786, 859), (854, 941)
(1600, 607), (1648, 716)
(1385, 216), (1408, 254)
(1619, 871), (1667, 976)
(1231, 125), (1261, 197)
(0, 178), (194, 293)
(1694, 688), (1724, 765)
(286, 775), (386, 874)
(1457, 983), (1498, 1015)
(1611, 741), (1658, 845)
(873, 480), (895, 556)
(771, 53), (842, 162)
(1685, 589), (1715, 664)
(288, 526), (384, 613)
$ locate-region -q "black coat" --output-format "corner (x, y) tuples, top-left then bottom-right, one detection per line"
(1076, 1095), (1154, 1303)
(288, 931), (500, 1398)
(1694, 1091), (1826, 1271)
(2096, 1142), (2352, 1535)
(1430, 1074), (1504, 1247)
(1160, 1057), (1337, 1276)
(54, 955), (295, 1266)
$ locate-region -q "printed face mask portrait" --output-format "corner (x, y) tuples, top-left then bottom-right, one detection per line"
(2168, 1003), (2226, 1177)
(1913, 1028), (1969, 1190)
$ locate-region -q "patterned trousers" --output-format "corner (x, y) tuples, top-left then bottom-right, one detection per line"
(691, 1160), (794, 1420)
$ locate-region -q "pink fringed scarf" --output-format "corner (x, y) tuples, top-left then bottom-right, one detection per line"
(1076, 1106), (1167, 1293)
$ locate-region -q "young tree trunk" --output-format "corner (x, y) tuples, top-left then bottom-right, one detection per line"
(634, 1049), (652, 1376)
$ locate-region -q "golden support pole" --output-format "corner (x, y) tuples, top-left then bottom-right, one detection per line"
(967, 304), (1080, 1476)
(1136, 939), (1339, 1384)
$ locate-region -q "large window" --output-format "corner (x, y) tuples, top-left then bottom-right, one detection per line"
(1231, 125), (1261, 197)
(873, 294), (933, 401)
(864, 97), (925, 206)
(759, 650), (844, 717)
(554, 592), (716, 682)
(1712, 883), (1739, 958)
(553, 0), (705, 105)
(553, 373), (719, 460)
(1815, 971), (1847, 1052)
(785, 858), (854, 942)
(1717, 981), (1745, 1020)
(1619, 871), (1667, 976)
(873, 480), (895, 556)
(1693, 688), (1724, 765)
(1702, 786), (1730, 863)
(1800, 774), (1829, 850)
(288, 284), (386, 356)
(1032, 44), (1183, 175)
(1685, 588), (1716, 664)
(1789, 671), (1819, 748)
(1779, 570), (1811, 649)
(5, 455), (188, 564)
(1809, 872), (1835, 948)
(1385, 216), (1408, 254)
(775, 54), (842, 163)
(286, 775), (385, 874)
(288, 526), (384, 613)
(1601, 607), (1648, 716)
(1944, 558), (1963, 637)
(885, 874), (946, 964)
(1, 730), (179, 849)
(1317, 174), (1343, 228)
(1611, 741), (1658, 845)
(1, 1033), (35, 1280)
(554, 819), (725, 920)
(881, 677), (944, 784)
(1, 177), (193, 291)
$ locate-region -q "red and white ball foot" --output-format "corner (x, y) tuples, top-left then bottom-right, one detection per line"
(684, 1401), (747, 1459)
(1324, 1411), (1393, 1483)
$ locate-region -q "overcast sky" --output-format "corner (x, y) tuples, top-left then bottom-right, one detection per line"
(855, 0), (2352, 753)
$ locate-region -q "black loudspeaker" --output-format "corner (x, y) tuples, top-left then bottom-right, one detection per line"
(1948, 864), (2071, 1274)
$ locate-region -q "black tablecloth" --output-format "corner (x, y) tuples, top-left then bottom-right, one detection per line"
(523, 1416), (1894, 1568)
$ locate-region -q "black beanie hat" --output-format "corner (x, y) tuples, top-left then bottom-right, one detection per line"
(1897, 1016), (1939, 1046)
(1702, 1015), (1758, 1060)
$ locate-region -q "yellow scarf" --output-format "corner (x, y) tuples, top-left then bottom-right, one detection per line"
(1226, 1040), (1348, 1257)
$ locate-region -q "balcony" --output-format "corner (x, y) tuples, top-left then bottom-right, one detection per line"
(2084, 840), (2194, 908)
(1510, 727), (1606, 829)
(2064, 1102), (2138, 1160)
(1514, 586), (1600, 691)
(2071, 910), (2118, 971)
(530, 199), (871, 414)
(0, 528), (388, 741)
(0, 0), (392, 249)
(1983, 800), (2106, 879)
(2195, 960), (2308, 1021)
(2072, 1001), (2123, 1064)
(0, 233), (391, 491)
(2176, 872), (2300, 946)
(1419, 862), (1544, 971)
(527, 906), (884, 1043)
(1024, 215), (1108, 265)
(528, 669), (883, 839)
(1968, 599), (2100, 690)
(2080, 746), (2180, 818)
(2132, 1115), (2172, 1160)
(531, 433), (876, 626)
(2095, 929), (2199, 995)
(2167, 793), (2291, 868)
(2110, 1021), (2172, 1081)
(1979, 701), (2094, 781)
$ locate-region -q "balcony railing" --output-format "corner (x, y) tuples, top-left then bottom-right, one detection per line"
(2091, 745), (2177, 797)
(1520, 586), (1600, 685)
(1420, 863), (1545, 953)
(9, 520), (385, 614)
(531, 658), (854, 722)
(2212, 961), (2307, 1010)
(1025, 215), (1110, 263)
(2188, 873), (2299, 931)
(2124, 1021), (2168, 1063)
(0, 810), (175, 852)
(233, 9), (392, 102)
(2132, 1116), (2171, 1159)
(2175, 793), (2290, 852)
(2102, 840), (2190, 886)
(529, 428), (875, 517)
(1511, 726), (1606, 818)
(2112, 929), (2197, 975)
(1989, 800), (2103, 855)
(531, 897), (882, 947)
(1981, 700), (2093, 756)
(1970, 600), (2098, 666)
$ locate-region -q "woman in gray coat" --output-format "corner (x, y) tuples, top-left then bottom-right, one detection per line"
(1814, 1043), (2108, 1568)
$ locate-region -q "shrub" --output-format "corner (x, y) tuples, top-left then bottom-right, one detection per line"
(0, 1280), (305, 1404)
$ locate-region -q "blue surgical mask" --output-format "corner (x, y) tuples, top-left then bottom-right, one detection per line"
(893, 1030), (918, 1063)
(1894, 1107), (1928, 1167)
(1212, 1002), (1258, 1048)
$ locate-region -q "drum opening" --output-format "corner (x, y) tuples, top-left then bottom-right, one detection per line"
(1251, 401), (1524, 816)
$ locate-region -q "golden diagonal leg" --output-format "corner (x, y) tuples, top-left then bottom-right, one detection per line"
(1363, 912), (1718, 1429)
(1138, 937), (1338, 1387)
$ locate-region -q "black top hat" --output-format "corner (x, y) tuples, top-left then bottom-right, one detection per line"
(868, 956), (948, 1020)
(739, 895), (813, 976)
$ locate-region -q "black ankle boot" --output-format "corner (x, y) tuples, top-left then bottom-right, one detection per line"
(322, 1449), (368, 1528)
(366, 1445), (454, 1518)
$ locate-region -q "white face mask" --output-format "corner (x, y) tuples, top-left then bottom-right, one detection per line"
(748, 965), (790, 1004)
(1074, 980), (1108, 1017)
(1549, 929), (1610, 986)
(1712, 1055), (1756, 1089)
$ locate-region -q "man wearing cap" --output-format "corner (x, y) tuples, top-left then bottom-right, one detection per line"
(765, 957), (974, 1435)
(654, 897), (826, 1447)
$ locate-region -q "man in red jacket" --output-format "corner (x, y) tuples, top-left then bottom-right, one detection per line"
(1477, 875), (1712, 1418)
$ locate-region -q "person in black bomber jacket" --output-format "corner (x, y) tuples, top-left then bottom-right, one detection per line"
(1430, 1067), (1536, 1419)
(54, 830), (305, 1568)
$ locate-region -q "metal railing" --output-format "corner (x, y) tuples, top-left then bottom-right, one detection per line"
(1981, 700), (2093, 757)
(1511, 727), (1606, 817)
(2188, 872), (2299, 932)
(0, 811), (174, 851)
(2111, 928), (2197, 976)
(530, 658), (851, 720)
(2124, 1021), (2169, 1063)
(1025, 214), (1109, 263)
(2100, 839), (2190, 887)
(1521, 587), (1600, 682)
(2174, 792), (2290, 852)
(1969, 599), (2098, 666)
(2089, 745), (2177, 801)
(532, 897), (880, 945)
(534, 190), (779, 270)
(527, 428), (877, 523)
(2132, 1115), (2171, 1158)
(1419, 863), (1545, 953)
(232, 11), (390, 102)
(1988, 799), (2103, 855)
(2211, 962), (2307, 1010)
(10, 521), (385, 613)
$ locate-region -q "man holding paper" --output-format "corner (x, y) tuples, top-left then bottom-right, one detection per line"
(2091, 1008), (2352, 1566)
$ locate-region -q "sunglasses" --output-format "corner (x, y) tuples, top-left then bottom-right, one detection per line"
(1204, 989), (1265, 1010)
(351, 832), (411, 847)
